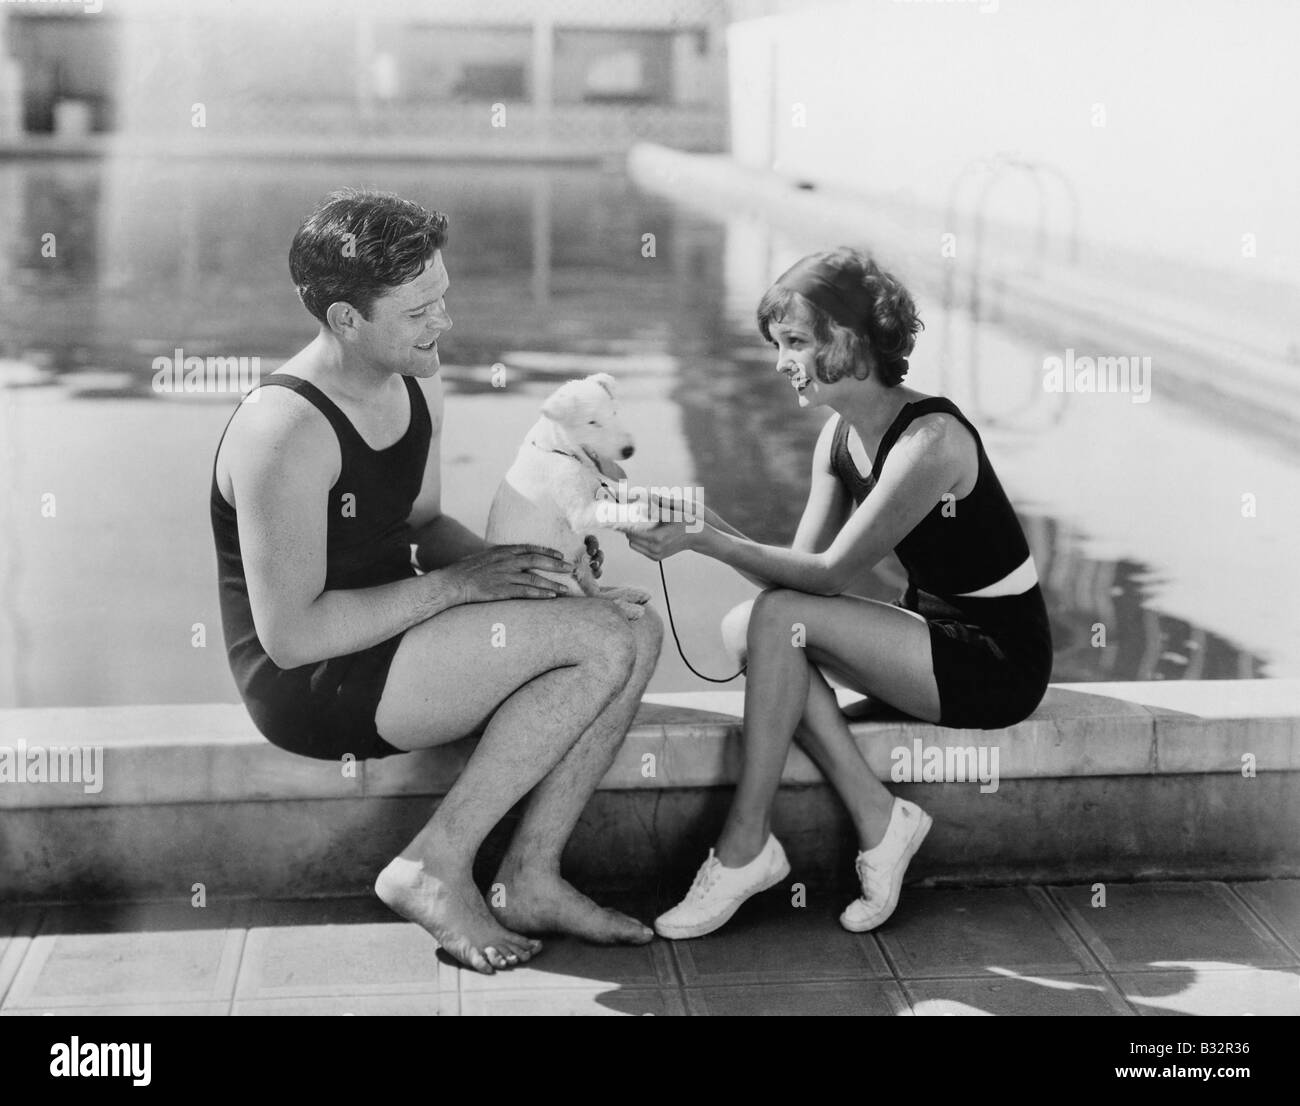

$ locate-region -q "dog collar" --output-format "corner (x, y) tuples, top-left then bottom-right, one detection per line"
(529, 439), (618, 494)
(529, 439), (587, 465)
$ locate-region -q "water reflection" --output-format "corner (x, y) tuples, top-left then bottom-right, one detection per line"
(0, 158), (1276, 706)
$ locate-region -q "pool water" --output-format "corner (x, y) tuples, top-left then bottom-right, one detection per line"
(0, 158), (1293, 709)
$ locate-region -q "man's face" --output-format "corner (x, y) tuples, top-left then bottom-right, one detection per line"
(355, 250), (453, 378)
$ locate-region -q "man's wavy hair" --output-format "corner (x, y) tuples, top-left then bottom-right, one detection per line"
(289, 189), (449, 324)
(757, 248), (923, 387)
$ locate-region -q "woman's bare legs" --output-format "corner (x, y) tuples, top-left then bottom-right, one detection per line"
(713, 589), (939, 868)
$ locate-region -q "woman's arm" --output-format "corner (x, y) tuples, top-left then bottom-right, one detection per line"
(651, 415), (849, 588)
(791, 414), (852, 555)
(633, 414), (967, 596)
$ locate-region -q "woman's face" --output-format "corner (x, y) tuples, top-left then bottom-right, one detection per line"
(769, 300), (843, 410)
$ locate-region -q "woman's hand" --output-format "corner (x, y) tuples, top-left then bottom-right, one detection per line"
(626, 521), (698, 562)
(647, 490), (714, 531)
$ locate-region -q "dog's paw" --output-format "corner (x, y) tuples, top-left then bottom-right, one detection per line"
(602, 507), (657, 534)
(601, 585), (651, 606)
(614, 599), (646, 621)
(625, 514), (660, 534)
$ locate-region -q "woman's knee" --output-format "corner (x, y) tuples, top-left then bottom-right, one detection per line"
(748, 588), (801, 639)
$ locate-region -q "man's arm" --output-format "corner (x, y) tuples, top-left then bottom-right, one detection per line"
(230, 390), (568, 669)
(410, 513), (487, 571)
(405, 374), (491, 570)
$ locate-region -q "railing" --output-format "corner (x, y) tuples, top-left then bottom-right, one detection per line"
(938, 153), (1081, 430)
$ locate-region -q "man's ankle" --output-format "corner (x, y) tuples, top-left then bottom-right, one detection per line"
(496, 851), (562, 884)
(393, 839), (474, 881)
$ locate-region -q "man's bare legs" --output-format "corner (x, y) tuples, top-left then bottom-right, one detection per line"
(371, 598), (649, 973)
(492, 608), (662, 945)
(713, 590), (940, 868)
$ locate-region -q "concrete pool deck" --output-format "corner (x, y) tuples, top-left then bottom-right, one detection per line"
(2, 680), (1298, 902)
(2, 880), (1298, 1016)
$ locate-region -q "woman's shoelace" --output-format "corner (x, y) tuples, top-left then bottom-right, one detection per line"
(686, 851), (724, 899)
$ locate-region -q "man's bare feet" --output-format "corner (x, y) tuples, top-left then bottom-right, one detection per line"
(492, 867), (654, 945)
(375, 857), (542, 975)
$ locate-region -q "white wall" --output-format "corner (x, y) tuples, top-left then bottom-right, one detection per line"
(728, 0), (1300, 280)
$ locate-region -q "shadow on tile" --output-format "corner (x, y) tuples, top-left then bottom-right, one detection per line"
(1115, 964), (1300, 1016)
(234, 993), (454, 1016)
(876, 886), (1096, 978)
(1049, 882), (1296, 971)
(904, 973), (1133, 1015)
(3, 901), (244, 1011)
(1230, 880), (1300, 956)
(666, 891), (890, 985)
(461, 987), (685, 1016)
(684, 980), (910, 1016)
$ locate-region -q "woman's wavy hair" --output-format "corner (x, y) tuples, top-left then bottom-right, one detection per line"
(756, 248), (923, 387)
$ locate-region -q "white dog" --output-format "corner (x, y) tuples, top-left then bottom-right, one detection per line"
(486, 373), (656, 619)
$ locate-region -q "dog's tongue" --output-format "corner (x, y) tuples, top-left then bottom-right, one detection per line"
(594, 455), (627, 482)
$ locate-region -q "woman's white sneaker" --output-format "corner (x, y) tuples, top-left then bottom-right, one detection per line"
(654, 835), (791, 940)
(839, 798), (932, 932)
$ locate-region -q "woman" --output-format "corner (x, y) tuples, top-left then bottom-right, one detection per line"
(629, 247), (1052, 938)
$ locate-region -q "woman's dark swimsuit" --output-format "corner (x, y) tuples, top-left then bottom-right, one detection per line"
(830, 397), (1052, 729)
(210, 373), (431, 761)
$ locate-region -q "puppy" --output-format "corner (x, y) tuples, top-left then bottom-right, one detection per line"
(486, 373), (655, 619)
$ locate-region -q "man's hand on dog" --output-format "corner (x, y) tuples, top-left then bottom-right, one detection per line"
(441, 545), (573, 604)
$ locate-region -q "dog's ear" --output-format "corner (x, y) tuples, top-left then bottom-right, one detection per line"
(589, 372), (617, 397)
(541, 383), (579, 422)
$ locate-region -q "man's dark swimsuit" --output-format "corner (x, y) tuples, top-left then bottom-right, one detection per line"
(210, 373), (431, 760)
(830, 397), (1053, 729)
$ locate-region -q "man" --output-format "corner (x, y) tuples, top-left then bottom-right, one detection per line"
(211, 189), (662, 974)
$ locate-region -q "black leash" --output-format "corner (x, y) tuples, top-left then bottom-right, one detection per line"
(657, 561), (746, 683)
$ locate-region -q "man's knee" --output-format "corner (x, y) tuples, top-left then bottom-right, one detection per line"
(637, 605), (665, 659)
(574, 599), (639, 678)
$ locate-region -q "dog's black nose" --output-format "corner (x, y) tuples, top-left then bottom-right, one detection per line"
(621, 445), (635, 459)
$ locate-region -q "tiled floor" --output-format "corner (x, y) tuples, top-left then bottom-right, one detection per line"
(1, 881), (1297, 1016)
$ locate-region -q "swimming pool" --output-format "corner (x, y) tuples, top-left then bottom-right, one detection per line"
(0, 157), (1293, 709)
